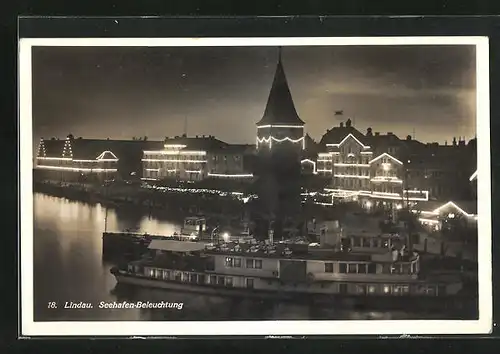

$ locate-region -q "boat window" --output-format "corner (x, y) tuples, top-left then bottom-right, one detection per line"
(352, 237), (361, 248)
(245, 278), (254, 289)
(382, 264), (392, 274)
(348, 263), (357, 273)
(254, 259), (263, 269)
(246, 258), (254, 268)
(382, 285), (391, 294)
(367, 263), (377, 274)
(437, 285), (446, 296)
(426, 285), (437, 296)
(401, 285), (410, 294)
(225, 277), (233, 287)
(324, 262), (334, 273)
(392, 285), (403, 295)
(339, 263), (347, 273)
(225, 257), (234, 267)
(189, 273), (198, 283)
(367, 285), (377, 294)
(175, 272), (182, 281)
(210, 275), (217, 285)
(234, 258), (242, 268)
(217, 276), (225, 286)
(339, 283), (348, 294)
(355, 285), (366, 294)
(358, 263), (367, 274)
(199, 274), (207, 284)
(206, 257), (215, 271)
(362, 238), (371, 248)
(183, 272), (189, 282)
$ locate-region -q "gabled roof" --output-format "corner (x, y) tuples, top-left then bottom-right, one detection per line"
(369, 152), (403, 165)
(256, 53), (305, 126)
(414, 200), (478, 216)
(40, 138), (65, 157)
(319, 126), (368, 147)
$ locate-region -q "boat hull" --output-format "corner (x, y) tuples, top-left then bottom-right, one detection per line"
(112, 273), (477, 314)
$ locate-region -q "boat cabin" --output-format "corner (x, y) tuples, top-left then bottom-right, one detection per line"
(180, 216), (207, 239)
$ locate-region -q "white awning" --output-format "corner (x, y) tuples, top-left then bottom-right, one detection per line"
(148, 239), (206, 252)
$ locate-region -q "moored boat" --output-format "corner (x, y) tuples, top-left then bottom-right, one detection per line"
(110, 238), (475, 312)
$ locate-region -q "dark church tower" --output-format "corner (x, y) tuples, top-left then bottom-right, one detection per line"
(253, 48), (305, 241)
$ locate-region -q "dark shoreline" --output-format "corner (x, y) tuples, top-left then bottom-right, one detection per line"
(33, 180), (247, 221)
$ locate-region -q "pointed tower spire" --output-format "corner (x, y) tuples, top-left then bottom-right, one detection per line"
(256, 47), (305, 126)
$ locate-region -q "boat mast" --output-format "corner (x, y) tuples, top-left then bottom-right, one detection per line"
(104, 207), (108, 233)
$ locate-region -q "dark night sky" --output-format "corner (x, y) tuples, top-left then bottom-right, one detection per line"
(32, 45), (476, 146)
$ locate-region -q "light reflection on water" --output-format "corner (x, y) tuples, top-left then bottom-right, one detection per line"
(33, 193), (448, 321)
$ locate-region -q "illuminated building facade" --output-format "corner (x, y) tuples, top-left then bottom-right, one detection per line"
(35, 134), (122, 183)
(318, 121), (426, 205)
(316, 121), (476, 206)
(412, 200), (478, 231)
(142, 135), (254, 182)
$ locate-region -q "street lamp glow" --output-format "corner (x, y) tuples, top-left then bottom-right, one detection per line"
(365, 201), (372, 208)
(222, 232), (230, 242)
(448, 213), (455, 219)
(396, 204), (403, 210)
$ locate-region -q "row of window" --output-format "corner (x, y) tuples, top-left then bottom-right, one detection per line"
(142, 267), (255, 289)
(325, 262), (377, 274)
(349, 236), (392, 249)
(324, 261), (418, 275)
(337, 283), (442, 296)
(225, 257), (263, 269)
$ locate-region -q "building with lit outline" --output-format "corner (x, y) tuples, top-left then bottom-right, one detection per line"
(141, 135), (254, 182)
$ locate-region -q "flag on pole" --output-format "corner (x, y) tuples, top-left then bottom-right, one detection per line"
(334, 110), (344, 116)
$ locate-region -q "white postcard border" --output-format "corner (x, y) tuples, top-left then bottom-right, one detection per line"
(19, 36), (492, 336)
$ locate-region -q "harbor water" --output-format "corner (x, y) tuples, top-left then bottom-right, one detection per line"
(33, 193), (461, 321)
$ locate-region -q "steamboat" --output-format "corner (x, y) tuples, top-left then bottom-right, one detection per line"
(110, 232), (475, 312)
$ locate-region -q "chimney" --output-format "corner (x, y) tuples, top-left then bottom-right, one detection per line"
(406, 135), (411, 141)
(366, 127), (373, 137)
(339, 122), (344, 128)
(182, 133), (187, 138)
(345, 118), (352, 128)
(375, 132), (380, 136)
(445, 140), (448, 146)
(195, 135), (199, 138)
(452, 137), (457, 146)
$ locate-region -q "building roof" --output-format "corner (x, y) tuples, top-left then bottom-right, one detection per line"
(148, 239), (206, 252)
(38, 138), (65, 157)
(164, 135), (230, 152)
(414, 200), (478, 216)
(256, 53), (305, 126)
(40, 136), (163, 160)
(319, 125), (368, 147)
(365, 133), (402, 148)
